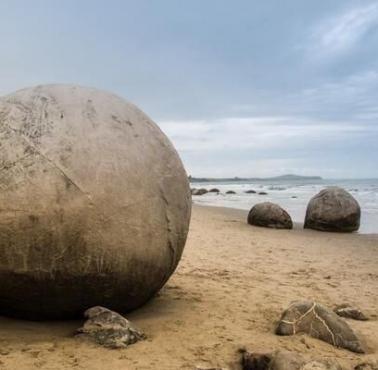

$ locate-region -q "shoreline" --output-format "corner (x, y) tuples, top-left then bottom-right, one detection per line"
(0, 204), (377, 369)
(193, 203), (378, 237)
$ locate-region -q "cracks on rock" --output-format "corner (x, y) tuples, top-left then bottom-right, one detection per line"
(281, 302), (316, 335)
(312, 305), (336, 346)
(278, 301), (365, 353)
(1, 119), (93, 203)
(0, 151), (35, 174)
(280, 302), (336, 345)
(159, 185), (176, 275)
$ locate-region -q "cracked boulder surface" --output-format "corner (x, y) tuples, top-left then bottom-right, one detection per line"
(276, 301), (364, 353)
(76, 306), (145, 348)
(0, 84), (191, 320)
(247, 202), (293, 229)
(304, 187), (360, 232)
(241, 350), (343, 370)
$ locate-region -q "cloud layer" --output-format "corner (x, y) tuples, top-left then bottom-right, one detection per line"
(0, 0), (377, 178)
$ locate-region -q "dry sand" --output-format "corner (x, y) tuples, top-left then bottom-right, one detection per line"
(0, 205), (377, 369)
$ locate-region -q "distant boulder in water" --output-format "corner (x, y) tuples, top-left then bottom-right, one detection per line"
(245, 190), (256, 194)
(209, 188), (220, 193)
(226, 190), (236, 194)
(258, 191), (268, 195)
(192, 188), (208, 196)
(247, 202), (293, 229)
(304, 187), (360, 232)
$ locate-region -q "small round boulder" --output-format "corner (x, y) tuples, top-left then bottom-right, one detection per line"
(247, 202), (293, 229)
(0, 84), (191, 319)
(192, 188), (208, 196)
(304, 187), (360, 232)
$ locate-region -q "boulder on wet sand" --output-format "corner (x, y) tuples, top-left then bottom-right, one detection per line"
(334, 304), (368, 321)
(0, 84), (191, 319)
(247, 202), (293, 229)
(304, 187), (360, 232)
(241, 350), (342, 370)
(276, 300), (364, 353)
(76, 306), (145, 348)
(192, 188), (208, 196)
(226, 190), (236, 194)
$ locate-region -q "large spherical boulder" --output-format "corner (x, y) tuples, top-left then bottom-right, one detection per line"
(304, 187), (360, 232)
(247, 202), (293, 229)
(0, 84), (191, 319)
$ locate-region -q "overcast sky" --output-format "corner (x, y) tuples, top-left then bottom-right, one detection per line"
(1, 1), (377, 178)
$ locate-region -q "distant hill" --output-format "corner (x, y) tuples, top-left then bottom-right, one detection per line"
(189, 174), (323, 183)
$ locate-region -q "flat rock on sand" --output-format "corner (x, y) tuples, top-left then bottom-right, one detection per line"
(276, 301), (364, 353)
(242, 350), (342, 370)
(334, 304), (368, 321)
(76, 306), (145, 348)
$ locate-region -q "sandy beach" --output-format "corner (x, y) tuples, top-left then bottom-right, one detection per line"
(0, 204), (377, 369)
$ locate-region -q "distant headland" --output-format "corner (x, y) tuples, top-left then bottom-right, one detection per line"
(189, 174), (323, 183)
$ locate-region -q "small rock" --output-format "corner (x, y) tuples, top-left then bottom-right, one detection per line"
(226, 190), (236, 194)
(247, 202), (293, 229)
(76, 306), (145, 349)
(241, 350), (342, 370)
(241, 350), (271, 370)
(258, 191), (268, 195)
(334, 304), (368, 321)
(269, 351), (305, 370)
(276, 300), (364, 353)
(301, 360), (342, 370)
(245, 190), (256, 194)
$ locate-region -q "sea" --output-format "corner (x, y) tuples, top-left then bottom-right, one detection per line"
(190, 178), (378, 234)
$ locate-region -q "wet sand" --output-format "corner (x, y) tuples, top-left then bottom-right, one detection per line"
(0, 205), (377, 369)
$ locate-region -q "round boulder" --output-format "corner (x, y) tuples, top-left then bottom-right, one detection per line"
(0, 84), (191, 319)
(247, 202), (293, 229)
(209, 188), (220, 193)
(192, 188), (208, 196)
(304, 187), (360, 232)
